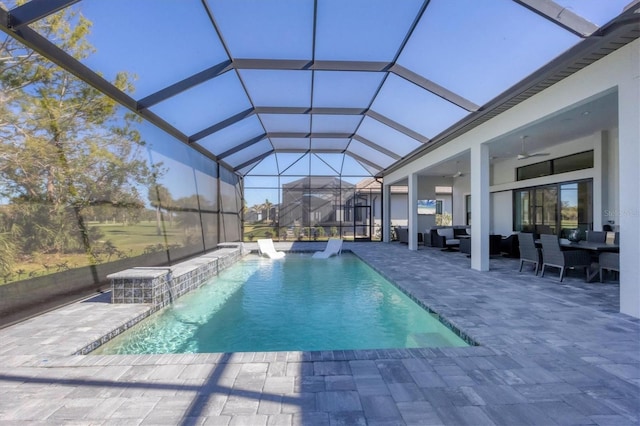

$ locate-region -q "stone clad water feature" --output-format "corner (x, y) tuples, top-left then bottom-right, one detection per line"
(70, 243), (251, 355)
(108, 243), (248, 308)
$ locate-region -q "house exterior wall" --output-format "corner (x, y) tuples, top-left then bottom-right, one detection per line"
(390, 192), (409, 227)
(452, 175), (470, 226)
(385, 39), (640, 318)
(491, 191), (513, 236)
(488, 130), (620, 234)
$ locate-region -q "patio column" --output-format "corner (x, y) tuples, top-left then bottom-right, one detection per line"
(408, 172), (419, 251)
(382, 183), (391, 243)
(470, 143), (490, 271)
(618, 53), (640, 318)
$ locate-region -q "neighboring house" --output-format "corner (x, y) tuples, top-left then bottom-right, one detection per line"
(279, 177), (353, 229)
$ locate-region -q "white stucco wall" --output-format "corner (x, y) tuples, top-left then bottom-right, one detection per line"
(389, 192), (408, 226)
(418, 176), (453, 230)
(452, 175), (470, 225)
(491, 191), (513, 236)
(491, 134), (601, 186)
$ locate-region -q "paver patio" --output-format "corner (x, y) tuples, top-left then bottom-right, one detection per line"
(0, 242), (638, 425)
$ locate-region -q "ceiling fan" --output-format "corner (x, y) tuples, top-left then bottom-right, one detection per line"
(517, 135), (550, 160)
(451, 161), (465, 178)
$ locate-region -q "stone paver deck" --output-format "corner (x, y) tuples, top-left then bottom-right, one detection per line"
(0, 242), (638, 425)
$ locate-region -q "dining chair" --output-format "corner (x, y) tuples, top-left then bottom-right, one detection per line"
(517, 232), (542, 275)
(540, 234), (592, 282)
(599, 252), (619, 282)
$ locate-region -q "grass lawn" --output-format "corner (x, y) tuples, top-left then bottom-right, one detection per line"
(3, 221), (184, 284)
(93, 221), (183, 252)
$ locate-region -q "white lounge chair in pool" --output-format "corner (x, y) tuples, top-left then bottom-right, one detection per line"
(257, 238), (285, 259)
(312, 238), (343, 259)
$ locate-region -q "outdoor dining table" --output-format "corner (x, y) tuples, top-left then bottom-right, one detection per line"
(559, 240), (619, 252)
(535, 239), (620, 282)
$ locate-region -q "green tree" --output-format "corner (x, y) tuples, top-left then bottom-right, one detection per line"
(264, 198), (273, 224)
(0, 5), (153, 268)
(0, 232), (16, 277)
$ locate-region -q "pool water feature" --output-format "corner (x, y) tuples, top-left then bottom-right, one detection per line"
(94, 253), (469, 354)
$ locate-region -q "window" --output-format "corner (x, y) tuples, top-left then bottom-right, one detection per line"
(554, 151), (594, 174)
(517, 161), (552, 180)
(516, 150), (594, 181)
(513, 179), (593, 235)
(560, 181), (593, 236)
(436, 200), (443, 215)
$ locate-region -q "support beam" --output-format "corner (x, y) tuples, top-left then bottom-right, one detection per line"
(233, 58), (311, 70)
(345, 152), (383, 172)
(513, 0), (599, 37)
(254, 106), (367, 115)
(391, 64), (481, 112)
(216, 134), (267, 159)
(276, 148), (344, 154)
(408, 173), (419, 251)
(232, 58), (392, 72)
(190, 108), (255, 142)
(470, 143), (490, 271)
(366, 110), (430, 144)
(6, 0), (78, 28)
(618, 46), (640, 318)
(383, 183), (391, 243)
(138, 60), (233, 109)
(268, 132), (354, 139)
(233, 150), (274, 172)
(351, 135), (401, 160)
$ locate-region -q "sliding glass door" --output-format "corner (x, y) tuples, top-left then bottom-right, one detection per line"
(535, 186), (558, 235)
(560, 181), (593, 234)
(514, 179), (592, 236)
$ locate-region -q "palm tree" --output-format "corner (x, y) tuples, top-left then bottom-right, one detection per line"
(264, 199), (273, 224)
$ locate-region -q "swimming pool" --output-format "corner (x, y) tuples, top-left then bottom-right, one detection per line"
(94, 253), (469, 354)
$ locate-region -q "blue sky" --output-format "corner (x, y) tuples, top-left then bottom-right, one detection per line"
(3, 0), (628, 209)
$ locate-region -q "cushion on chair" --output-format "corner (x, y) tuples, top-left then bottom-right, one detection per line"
(437, 228), (454, 240)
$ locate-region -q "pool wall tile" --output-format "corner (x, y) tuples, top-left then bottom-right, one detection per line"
(107, 245), (245, 308)
(86, 245), (247, 355)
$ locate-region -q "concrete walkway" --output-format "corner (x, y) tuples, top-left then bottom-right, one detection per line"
(0, 242), (638, 425)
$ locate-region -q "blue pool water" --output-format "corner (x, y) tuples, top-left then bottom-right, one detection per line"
(94, 253), (468, 354)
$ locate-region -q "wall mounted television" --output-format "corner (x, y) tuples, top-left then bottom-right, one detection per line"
(417, 199), (437, 215)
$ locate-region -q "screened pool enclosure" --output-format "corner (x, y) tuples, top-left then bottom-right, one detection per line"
(0, 0), (636, 322)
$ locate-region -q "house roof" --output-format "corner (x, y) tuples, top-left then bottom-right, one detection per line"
(1, 0), (638, 178)
(282, 176), (354, 190)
